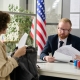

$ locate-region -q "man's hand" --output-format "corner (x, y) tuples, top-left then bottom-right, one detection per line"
(75, 55), (80, 60)
(44, 56), (55, 62)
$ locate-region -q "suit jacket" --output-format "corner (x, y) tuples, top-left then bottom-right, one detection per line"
(0, 41), (18, 80)
(40, 34), (80, 60)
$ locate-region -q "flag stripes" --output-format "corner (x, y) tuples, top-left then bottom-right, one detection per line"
(30, 0), (47, 55)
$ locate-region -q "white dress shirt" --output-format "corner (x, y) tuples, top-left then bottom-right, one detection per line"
(58, 37), (67, 48)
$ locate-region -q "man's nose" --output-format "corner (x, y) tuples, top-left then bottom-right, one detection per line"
(61, 30), (65, 33)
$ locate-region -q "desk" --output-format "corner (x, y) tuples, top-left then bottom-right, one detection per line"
(37, 62), (80, 80)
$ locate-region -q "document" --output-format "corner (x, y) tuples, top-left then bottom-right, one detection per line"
(18, 33), (28, 48)
(53, 45), (80, 62)
(54, 51), (72, 62)
(70, 14), (79, 29)
(70, 0), (80, 12)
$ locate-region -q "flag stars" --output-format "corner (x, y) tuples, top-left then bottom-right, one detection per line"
(43, 10), (45, 12)
(42, 7), (43, 10)
(38, 10), (41, 13)
(42, 15), (44, 18)
(40, 12), (42, 15)
(43, 17), (45, 20)
(40, 5), (42, 8)
(37, 0), (45, 21)
(41, 7), (44, 11)
(41, 0), (43, 2)
(38, 3), (40, 6)
(37, 9), (39, 12)
(37, 1), (39, 4)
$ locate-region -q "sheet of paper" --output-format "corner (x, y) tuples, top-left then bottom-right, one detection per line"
(70, 0), (80, 12)
(70, 14), (79, 29)
(55, 45), (80, 59)
(54, 51), (72, 62)
(18, 33), (28, 48)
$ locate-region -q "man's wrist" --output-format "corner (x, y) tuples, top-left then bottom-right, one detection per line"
(43, 56), (46, 61)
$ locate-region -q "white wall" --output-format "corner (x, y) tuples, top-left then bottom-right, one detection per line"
(0, 0), (19, 11)
(62, 0), (80, 37)
(19, 0), (26, 10)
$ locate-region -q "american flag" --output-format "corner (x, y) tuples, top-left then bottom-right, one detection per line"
(30, 18), (35, 39)
(30, 0), (47, 55)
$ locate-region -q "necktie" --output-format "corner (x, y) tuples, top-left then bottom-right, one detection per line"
(59, 41), (64, 47)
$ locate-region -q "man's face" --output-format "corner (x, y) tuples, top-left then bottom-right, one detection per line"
(57, 22), (71, 39)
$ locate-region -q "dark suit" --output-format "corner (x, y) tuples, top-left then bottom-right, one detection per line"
(39, 34), (80, 80)
(40, 34), (80, 60)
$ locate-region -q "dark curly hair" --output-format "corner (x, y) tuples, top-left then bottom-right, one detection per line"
(0, 11), (10, 32)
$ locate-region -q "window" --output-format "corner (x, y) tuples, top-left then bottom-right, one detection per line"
(0, 0), (62, 53)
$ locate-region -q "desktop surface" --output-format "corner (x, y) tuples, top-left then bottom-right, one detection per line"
(37, 62), (80, 80)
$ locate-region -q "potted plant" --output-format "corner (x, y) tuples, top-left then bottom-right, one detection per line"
(5, 4), (33, 53)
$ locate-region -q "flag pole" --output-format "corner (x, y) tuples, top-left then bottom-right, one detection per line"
(33, 0), (37, 48)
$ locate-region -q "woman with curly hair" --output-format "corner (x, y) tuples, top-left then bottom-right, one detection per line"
(0, 11), (26, 80)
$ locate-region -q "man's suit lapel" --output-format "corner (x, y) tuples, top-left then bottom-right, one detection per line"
(66, 34), (73, 45)
(52, 35), (58, 52)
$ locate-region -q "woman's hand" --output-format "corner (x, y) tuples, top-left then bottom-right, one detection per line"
(13, 46), (26, 58)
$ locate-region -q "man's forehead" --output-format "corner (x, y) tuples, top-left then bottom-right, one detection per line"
(58, 22), (71, 28)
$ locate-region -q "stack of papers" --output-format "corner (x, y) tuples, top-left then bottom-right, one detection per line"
(53, 45), (80, 62)
(54, 51), (72, 62)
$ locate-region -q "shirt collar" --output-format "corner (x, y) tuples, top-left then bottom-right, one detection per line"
(58, 37), (67, 44)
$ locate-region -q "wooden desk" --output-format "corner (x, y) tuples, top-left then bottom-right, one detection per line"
(37, 62), (80, 80)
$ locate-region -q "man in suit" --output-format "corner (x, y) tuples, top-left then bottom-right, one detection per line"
(39, 18), (80, 80)
(40, 18), (80, 62)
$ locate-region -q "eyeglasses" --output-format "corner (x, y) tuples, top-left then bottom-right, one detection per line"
(58, 27), (70, 33)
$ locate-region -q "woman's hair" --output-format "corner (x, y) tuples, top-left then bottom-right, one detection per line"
(0, 11), (10, 32)
(59, 18), (72, 27)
